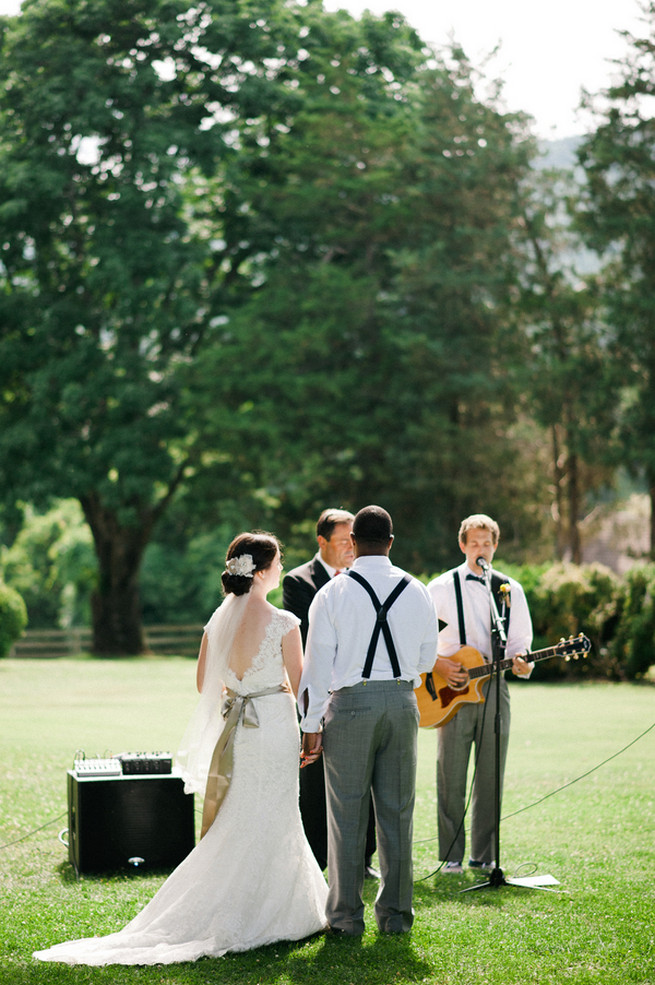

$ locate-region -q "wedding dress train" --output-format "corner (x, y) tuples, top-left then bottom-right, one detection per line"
(34, 607), (327, 965)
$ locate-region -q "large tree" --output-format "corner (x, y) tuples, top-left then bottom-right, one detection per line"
(576, 0), (655, 556)
(518, 167), (622, 562)
(0, 0), (428, 649)
(187, 46), (549, 572)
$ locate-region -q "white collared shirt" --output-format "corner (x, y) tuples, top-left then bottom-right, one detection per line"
(427, 562), (532, 662)
(314, 552), (340, 579)
(299, 555), (439, 731)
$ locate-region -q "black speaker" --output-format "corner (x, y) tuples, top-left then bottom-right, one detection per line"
(67, 771), (195, 875)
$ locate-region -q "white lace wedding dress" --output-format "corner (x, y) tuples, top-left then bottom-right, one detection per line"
(34, 607), (328, 966)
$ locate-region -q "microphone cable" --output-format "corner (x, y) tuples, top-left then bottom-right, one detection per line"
(501, 717), (655, 821)
(0, 810), (67, 852)
(415, 716), (655, 879)
(415, 673), (494, 880)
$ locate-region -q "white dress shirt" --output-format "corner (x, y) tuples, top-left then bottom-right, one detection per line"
(314, 552), (339, 579)
(299, 555), (439, 732)
(427, 561), (532, 662)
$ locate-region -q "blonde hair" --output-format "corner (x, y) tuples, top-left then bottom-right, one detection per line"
(458, 514), (500, 545)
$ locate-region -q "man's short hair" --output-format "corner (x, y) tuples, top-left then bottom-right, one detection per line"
(352, 505), (393, 544)
(458, 513), (500, 545)
(316, 508), (355, 541)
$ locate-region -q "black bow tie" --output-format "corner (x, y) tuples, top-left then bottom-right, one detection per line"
(466, 574), (485, 583)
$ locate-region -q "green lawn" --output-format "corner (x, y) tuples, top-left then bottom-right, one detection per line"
(1, 658), (653, 985)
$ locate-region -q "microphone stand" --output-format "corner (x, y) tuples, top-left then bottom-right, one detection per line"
(462, 564), (559, 894)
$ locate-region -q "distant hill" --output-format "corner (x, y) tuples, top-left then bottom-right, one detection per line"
(536, 135), (584, 170)
(531, 133), (602, 272)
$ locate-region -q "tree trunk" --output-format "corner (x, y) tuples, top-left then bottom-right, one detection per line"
(80, 493), (154, 655)
(567, 450), (582, 565)
(551, 425), (566, 560)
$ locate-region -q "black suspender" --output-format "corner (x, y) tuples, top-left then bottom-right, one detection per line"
(453, 571), (467, 645)
(347, 570), (411, 678)
(453, 570), (511, 651)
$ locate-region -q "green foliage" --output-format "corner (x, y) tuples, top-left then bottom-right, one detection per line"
(185, 44), (547, 573)
(528, 562), (622, 679)
(609, 563), (655, 679)
(2, 0), (653, 658)
(576, 1), (655, 542)
(0, 0), (445, 650)
(519, 167), (623, 562)
(141, 527), (233, 625)
(0, 578), (27, 657)
(0, 501), (94, 628)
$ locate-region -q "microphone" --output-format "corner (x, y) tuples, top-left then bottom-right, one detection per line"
(476, 556), (490, 572)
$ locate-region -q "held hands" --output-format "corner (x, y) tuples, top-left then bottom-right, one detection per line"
(300, 731), (323, 768)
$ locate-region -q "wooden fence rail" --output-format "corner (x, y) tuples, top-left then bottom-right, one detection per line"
(9, 625), (204, 659)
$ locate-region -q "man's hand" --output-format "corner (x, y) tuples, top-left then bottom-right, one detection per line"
(435, 656), (469, 690)
(511, 653), (534, 678)
(300, 731), (323, 767)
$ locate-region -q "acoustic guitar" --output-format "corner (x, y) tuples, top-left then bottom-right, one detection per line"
(416, 633), (591, 728)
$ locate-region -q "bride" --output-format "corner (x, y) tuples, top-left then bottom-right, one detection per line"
(34, 532), (328, 965)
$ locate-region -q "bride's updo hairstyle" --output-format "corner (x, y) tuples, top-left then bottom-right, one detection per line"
(221, 532), (281, 597)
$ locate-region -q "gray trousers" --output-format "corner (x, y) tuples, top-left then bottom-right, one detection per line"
(322, 679), (419, 935)
(437, 676), (511, 864)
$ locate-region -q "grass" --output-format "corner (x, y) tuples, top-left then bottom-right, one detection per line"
(1, 657), (654, 985)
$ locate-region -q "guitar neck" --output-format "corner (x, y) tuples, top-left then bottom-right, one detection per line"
(468, 644), (560, 680)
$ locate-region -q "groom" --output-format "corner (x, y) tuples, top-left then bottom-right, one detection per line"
(298, 506), (438, 936)
(283, 508), (378, 877)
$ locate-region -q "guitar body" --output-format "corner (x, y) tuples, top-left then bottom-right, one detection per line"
(415, 633), (591, 728)
(416, 646), (489, 729)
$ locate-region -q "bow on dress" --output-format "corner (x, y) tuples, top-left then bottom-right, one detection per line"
(200, 683), (289, 838)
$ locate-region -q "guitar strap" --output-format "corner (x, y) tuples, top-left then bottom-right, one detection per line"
(453, 571), (467, 645)
(347, 570), (411, 679)
(453, 570), (511, 654)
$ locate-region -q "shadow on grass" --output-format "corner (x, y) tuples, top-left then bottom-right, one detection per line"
(217, 930), (436, 985)
(55, 859), (184, 886)
(414, 867), (565, 913)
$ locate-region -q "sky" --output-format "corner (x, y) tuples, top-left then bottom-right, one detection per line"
(323, 0), (644, 139)
(0, 0), (645, 139)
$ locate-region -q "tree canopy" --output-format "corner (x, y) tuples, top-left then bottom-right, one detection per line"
(3, 0), (646, 649)
(576, 0), (655, 557)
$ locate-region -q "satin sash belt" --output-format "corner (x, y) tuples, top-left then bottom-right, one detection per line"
(200, 683), (290, 838)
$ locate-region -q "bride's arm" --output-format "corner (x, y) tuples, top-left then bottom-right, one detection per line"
(196, 632), (209, 692)
(281, 625), (303, 697)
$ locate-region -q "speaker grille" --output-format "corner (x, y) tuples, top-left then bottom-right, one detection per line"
(67, 771), (195, 874)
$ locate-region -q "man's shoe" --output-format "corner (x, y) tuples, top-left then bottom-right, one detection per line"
(326, 925), (363, 938)
(365, 864), (380, 880)
(442, 861), (464, 874)
(468, 860), (495, 872)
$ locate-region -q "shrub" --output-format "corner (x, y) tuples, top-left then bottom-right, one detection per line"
(0, 581), (28, 658)
(524, 562), (622, 680)
(608, 564), (655, 680)
(0, 500), (94, 628)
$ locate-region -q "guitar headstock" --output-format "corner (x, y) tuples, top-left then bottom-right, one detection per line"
(556, 633), (591, 661)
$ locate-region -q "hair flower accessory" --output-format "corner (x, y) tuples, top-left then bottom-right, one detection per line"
(226, 554), (256, 578)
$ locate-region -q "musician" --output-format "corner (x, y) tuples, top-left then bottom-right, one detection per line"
(427, 514), (533, 874)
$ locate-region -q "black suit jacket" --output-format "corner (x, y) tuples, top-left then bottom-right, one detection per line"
(282, 556), (330, 646)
